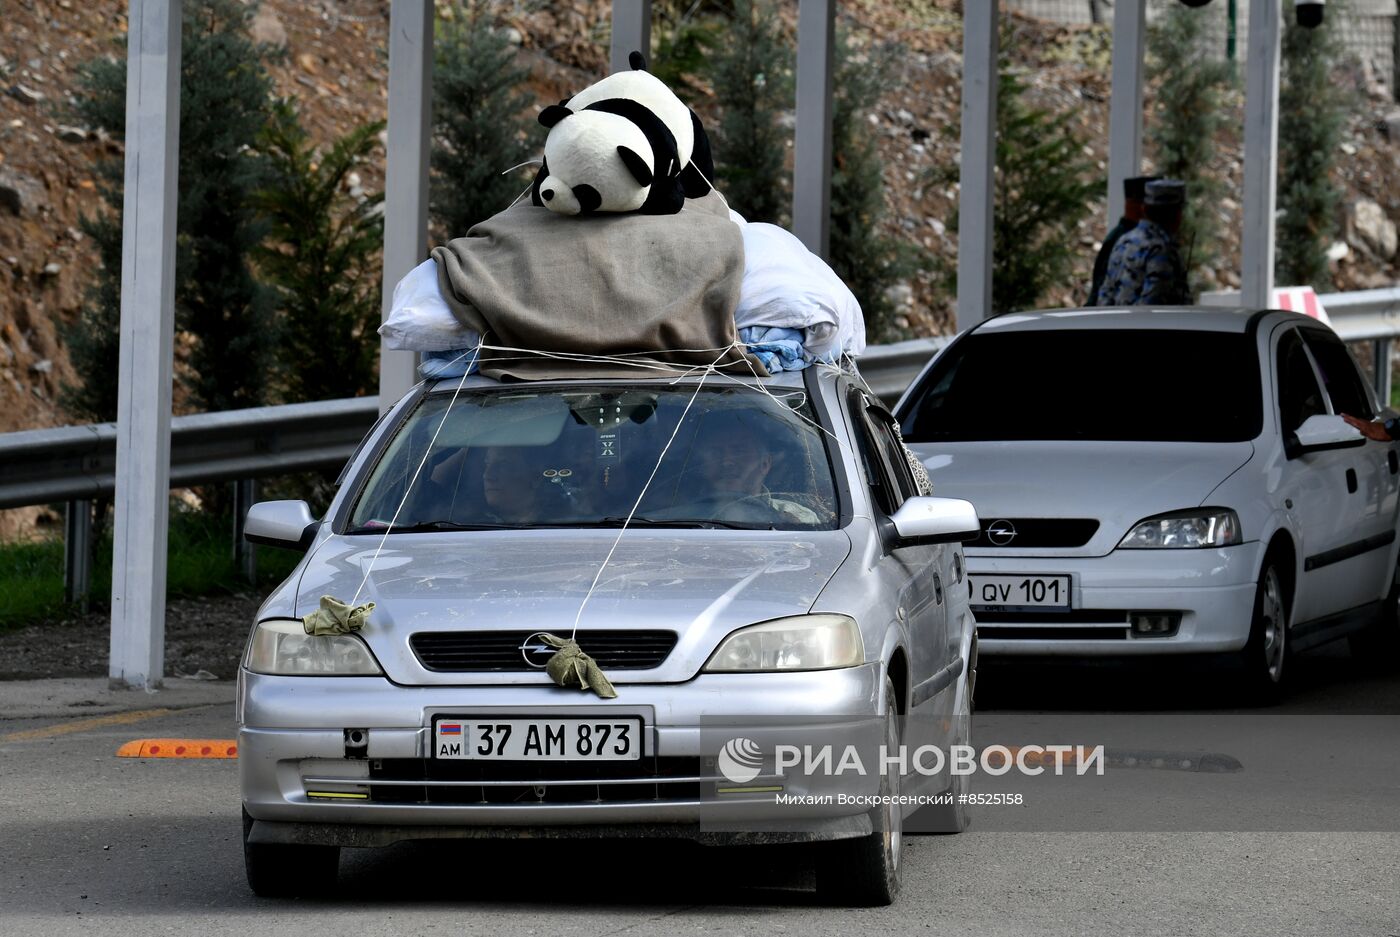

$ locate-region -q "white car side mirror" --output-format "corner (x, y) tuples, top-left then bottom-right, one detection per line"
(889, 496), (981, 545)
(1291, 414), (1365, 455)
(244, 500), (319, 551)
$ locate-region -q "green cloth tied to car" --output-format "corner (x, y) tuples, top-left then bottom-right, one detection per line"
(303, 595), (375, 635)
(539, 633), (618, 699)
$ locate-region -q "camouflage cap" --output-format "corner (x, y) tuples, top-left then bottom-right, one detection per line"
(1145, 178), (1186, 207)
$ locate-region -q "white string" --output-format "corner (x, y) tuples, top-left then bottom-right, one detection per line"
(501, 158), (543, 176)
(348, 336), (485, 608)
(568, 345), (737, 639)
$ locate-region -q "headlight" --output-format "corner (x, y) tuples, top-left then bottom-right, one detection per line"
(245, 620), (383, 675)
(703, 614), (863, 672)
(1118, 509), (1242, 549)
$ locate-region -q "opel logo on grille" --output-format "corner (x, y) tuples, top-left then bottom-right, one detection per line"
(986, 519), (1018, 545)
(519, 638), (558, 668)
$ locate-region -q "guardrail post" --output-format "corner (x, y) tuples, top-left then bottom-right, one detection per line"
(1241, 0), (1282, 308)
(793, 0), (835, 259)
(610, 0), (651, 74)
(957, 0), (998, 330)
(64, 499), (93, 611)
(379, 0), (433, 413)
(1374, 338), (1393, 407)
(1106, 0), (1147, 226)
(233, 478), (257, 585)
(110, 0), (181, 691)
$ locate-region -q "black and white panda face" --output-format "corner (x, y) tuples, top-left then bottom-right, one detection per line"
(538, 110), (654, 216)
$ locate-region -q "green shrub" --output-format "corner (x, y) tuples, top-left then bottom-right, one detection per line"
(66, 0), (280, 420)
(1146, 4), (1238, 285)
(829, 35), (914, 342)
(1275, 9), (1350, 290)
(431, 3), (539, 238)
(706, 0), (792, 225)
(254, 100), (385, 403)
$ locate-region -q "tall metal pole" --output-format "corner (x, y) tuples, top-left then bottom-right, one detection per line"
(1106, 0), (1147, 226)
(610, 0), (652, 74)
(1241, 0), (1282, 308)
(956, 0), (998, 330)
(378, 0), (433, 413)
(110, 0), (182, 690)
(793, 0), (835, 258)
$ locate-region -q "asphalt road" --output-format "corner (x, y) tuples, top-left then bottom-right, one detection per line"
(2, 643), (1398, 936)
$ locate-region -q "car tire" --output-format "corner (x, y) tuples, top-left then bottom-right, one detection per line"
(243, 807), (339, 898)
(814, 675), (902, 907)
(1239, 560), (1289, 703)
(1348, 572), (1400, 667)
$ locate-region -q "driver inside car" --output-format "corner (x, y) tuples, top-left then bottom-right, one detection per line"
(678, 416), (822, 526)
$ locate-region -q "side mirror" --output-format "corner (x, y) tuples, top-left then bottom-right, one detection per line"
(244, 500), (319, 551)
(889, 496), (981, 546)
(1288, 413), (1365, 458)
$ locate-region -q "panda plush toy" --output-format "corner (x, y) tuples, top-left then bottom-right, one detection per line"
(530, 52), (716, 216)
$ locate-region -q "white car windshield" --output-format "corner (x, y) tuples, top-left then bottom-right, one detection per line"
(348, 384), (840, 532)
(902, 329), (1264, 443)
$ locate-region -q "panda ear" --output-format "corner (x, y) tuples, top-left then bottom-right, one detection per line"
(628, 51), (648, 72)
(539, 104), (572, 128)
(616, 146), (654, 187)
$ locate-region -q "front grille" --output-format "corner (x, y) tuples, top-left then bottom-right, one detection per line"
(974, 610), (1129, 624)
(971, 518), (1100, 548)
(359, 756), (704, 805)
(979, 626), (1128, 641)
(411, 630), (678, 672)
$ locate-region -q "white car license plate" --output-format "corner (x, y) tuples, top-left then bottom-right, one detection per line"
(432, 716), (643, 761)
(970, 574), (1071, 609)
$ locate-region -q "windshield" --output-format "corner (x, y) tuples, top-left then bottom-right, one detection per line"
(348, 384), (839, 532)
(901, 329), (1262, 443)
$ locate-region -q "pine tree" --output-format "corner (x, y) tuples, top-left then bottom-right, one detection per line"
(1276, 10), (1349, 289)
(987, 61), (1098, 314)
(65, 0), (278, 418)
(931, 39), (1097, 316)
(254, 101), (386, 403)
(431, 4), (539, 238)
(707, 0), (791, 225)
(829, 36), (910, 343)
(1146, 4), (1237, 284)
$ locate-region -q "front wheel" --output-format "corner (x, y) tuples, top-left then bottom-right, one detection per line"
(1238, 561), (1289, 703)
(243, 808), (339, 898)
(814, 676), (902, 906)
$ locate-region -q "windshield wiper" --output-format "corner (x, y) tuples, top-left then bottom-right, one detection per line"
(593, 516), (772, 531)
(347, 521), (521, 534)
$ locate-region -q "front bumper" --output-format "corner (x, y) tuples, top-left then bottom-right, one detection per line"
(966, 543), (1261, 656)
(239, 664), (886, 839)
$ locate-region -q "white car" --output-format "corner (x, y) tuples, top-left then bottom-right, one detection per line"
(894, 307), (1400, 696)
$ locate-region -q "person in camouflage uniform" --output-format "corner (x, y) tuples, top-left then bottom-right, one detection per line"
(1095, 178), (1190, 307)
(1087, 174), (1159, 306)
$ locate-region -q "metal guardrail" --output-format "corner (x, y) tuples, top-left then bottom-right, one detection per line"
(0, 397), (381, 511)
(2, 289), (1398, 604)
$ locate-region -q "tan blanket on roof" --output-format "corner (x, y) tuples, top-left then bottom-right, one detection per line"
(431, 192), (766, 381)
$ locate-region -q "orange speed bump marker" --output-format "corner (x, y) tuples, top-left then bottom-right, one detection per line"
(117, 738), (239, 759)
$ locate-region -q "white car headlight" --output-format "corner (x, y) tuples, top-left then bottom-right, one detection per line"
(245, 620), (383, 676)
(703, 614), (864, 672)
(1118, 509), (1242, 549)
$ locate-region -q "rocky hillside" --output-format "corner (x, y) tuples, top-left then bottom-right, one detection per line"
(4, 0), (1400, 450)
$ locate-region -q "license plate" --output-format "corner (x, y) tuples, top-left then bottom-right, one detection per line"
(432, 716), (643, 761)
(970, 574), (1071, 609)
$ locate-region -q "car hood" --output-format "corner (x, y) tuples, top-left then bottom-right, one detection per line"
(908, 440), (1255, 556)
(294, 529), (852, 685)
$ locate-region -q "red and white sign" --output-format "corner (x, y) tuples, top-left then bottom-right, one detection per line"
(1271, 286), (1331, 325)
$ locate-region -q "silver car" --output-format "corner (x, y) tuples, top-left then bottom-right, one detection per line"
(238, 367), (979, 905)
